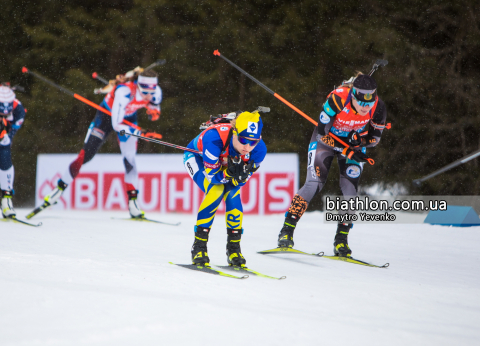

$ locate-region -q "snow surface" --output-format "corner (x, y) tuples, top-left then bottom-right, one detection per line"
(1, 209), (479, 346)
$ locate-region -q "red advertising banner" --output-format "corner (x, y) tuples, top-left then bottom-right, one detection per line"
(35, 154), (298, 215)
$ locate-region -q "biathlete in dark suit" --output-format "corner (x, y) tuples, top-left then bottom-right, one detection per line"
(277, 74), (388, 257)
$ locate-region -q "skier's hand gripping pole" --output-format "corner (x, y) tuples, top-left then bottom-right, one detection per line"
(120, 130), (201, 155)
(22, 67), (161, 139)
(213, 50), (375, 166)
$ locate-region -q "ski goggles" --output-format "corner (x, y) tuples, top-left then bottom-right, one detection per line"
(352, 93), (376, 107)
(0, 102), (13, 115)
(237, 135), (260, 146)
(138, 83), (157, 95)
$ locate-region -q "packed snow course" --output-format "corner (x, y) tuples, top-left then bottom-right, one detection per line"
(1, 209), (479, 346)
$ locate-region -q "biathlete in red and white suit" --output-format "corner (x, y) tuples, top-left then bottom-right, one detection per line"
(37, 70), (162, 218)
(0, 85), (26, 218)
(277, 74), (388, 257)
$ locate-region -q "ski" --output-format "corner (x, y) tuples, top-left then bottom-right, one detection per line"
(257, 247), (324, 257)
(169, 262), (248, 279)
(1, 216), (42, 227)
(111, 217), (180, 226)
(258, 247), (388, 268)
(214, 265), (286, 280)
(26, 202), (51, 219)
(322, 255), (389, 268)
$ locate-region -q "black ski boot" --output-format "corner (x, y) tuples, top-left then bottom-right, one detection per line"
(226, 228), (246, 266)
(333, 223), (353, 257)
(277, 213), (298, 248)
(191, 226), (210, 265)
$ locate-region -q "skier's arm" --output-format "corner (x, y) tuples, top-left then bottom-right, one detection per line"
(8, 101), (26, 140)
(360, 99), (387, 148)
(316, 94), (347, 151)
(317, 94), (342, 136)
(111, 86), (137, 134)
(146, 86), (163, 121)
(202, 131), (228, 185)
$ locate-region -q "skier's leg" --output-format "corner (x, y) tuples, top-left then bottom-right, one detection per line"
(224, 184), (246, 265)
(278, 139), (335, 247)
(0, 143), (15, 217)
(184, 151), (226, 265)
(190, 184), (226, 265)
(62, 111), (113, 184)
(333, 154), (364, 257)
(118, 130), (143, 218)
(45, 111), (112, 206)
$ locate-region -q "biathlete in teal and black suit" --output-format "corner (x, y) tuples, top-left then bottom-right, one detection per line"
(183, 111), (267, 266)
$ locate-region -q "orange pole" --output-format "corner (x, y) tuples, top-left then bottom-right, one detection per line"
(73, 94), (142, 132)
(23, 66), (162, 138)
(214, 52), (374, 165)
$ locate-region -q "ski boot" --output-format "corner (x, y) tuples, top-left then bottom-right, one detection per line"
(333, 223), (353, 257)
(191, 226), (210, 265)
(277, 213), (298, 248)
(1, 190), (16, 218)
(127, 190), (145, 219)
(226, 228), (246, 266)
(44, 179), (68, 206)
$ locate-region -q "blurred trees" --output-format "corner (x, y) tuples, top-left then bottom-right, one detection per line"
(1, 0), (479, 206)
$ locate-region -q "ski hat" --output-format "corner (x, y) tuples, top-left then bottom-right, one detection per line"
(235, 111), (263, 140)
(352, 74), (377, 103)
(0, 86), (15, 115)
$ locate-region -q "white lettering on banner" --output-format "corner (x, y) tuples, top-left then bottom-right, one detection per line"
(35, 154), (298, 214)
(105, 178), (127, 210)
(75, 178), (96, 209)
(139, 177), (159, 210)
(267, 178), (291, 211)
(168, 177), (191, 211)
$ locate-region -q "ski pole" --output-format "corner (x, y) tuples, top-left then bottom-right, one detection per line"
(92, 72), (109, 85)
(412, 148), (480, 187)
(213, 50), (375, 165)
(22, 66), (144, 132)
(120, 130), (201, 154)
(368, 59), (388, 76)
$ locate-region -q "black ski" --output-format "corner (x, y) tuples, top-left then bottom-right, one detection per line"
(322, 255), (389, 268)
(214, 265), (286, 280)
(112, 217), (180, 226)
(257, 247), (324, 257)
(169, 262), (248, 279)
(258, 247), (388, 268)
(1, 216), (42, 227)
(26, 202), (51, 219)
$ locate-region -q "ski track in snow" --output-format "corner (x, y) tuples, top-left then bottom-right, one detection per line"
(1, 209), (479, 346)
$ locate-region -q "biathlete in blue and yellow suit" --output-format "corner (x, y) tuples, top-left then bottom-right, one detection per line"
(277, 74), (388, 257)
(184, 111), (267, 266)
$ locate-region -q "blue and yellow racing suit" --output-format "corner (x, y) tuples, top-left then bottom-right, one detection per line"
(184, 123), (267, 230)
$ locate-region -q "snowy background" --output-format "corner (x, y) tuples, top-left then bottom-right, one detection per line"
(1, 209), (479, 345)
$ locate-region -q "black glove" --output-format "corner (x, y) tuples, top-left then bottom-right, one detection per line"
(346, 130), (362, 146)
(225, 157), (250, 186)
(342, 147), (369, 163)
